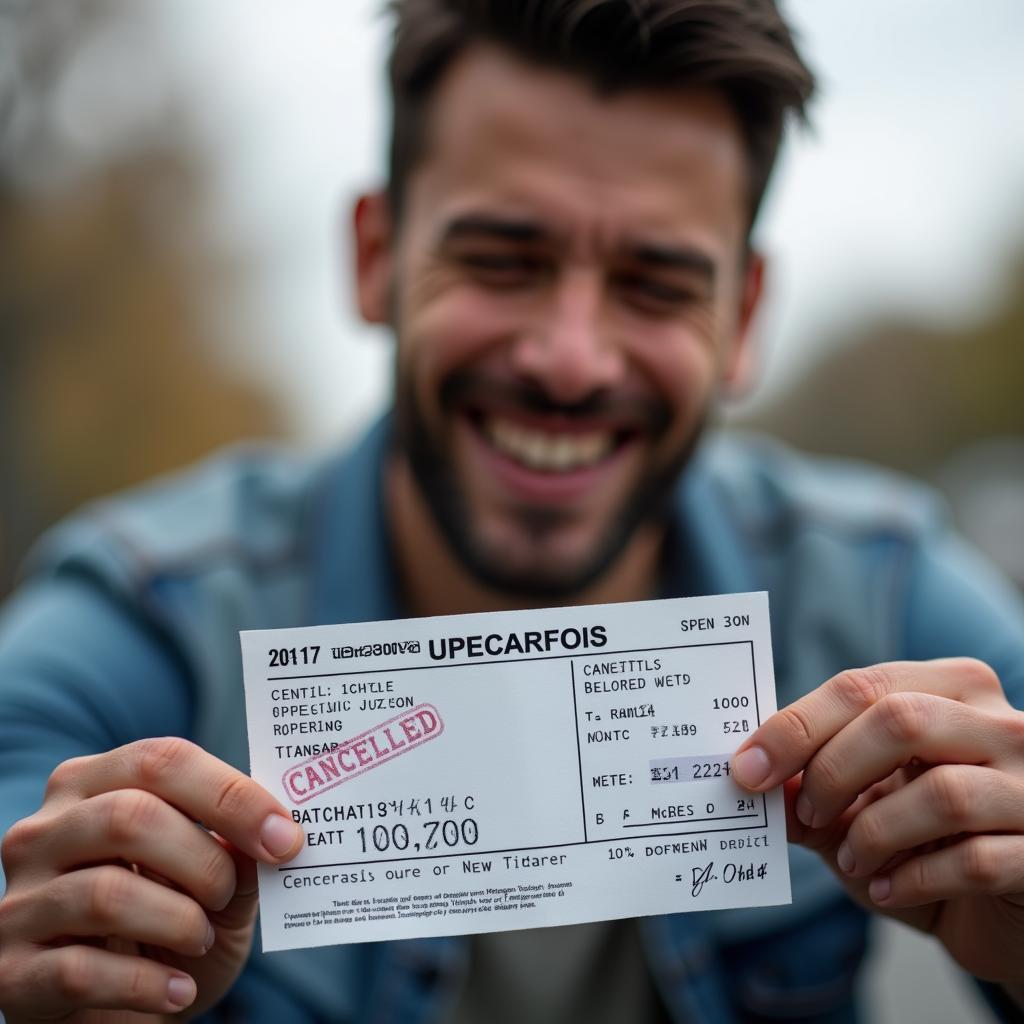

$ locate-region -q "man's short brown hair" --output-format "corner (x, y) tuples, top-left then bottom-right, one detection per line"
(386, 0), (815, 231)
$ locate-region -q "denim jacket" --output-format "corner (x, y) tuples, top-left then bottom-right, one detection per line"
(2, 418), (1023, 1022)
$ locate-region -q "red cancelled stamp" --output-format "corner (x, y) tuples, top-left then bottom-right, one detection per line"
(282, 703), (444, 804)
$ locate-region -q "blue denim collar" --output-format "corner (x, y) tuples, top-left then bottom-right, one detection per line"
(312, 415), (403, 629)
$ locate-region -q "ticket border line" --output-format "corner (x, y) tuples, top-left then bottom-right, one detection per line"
(263, 638), (756, 682)
(621, 812), (760, 828)
(569, 659), (590, 843)
(568, 641), (761, 847)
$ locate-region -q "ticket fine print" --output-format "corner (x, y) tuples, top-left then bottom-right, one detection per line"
(239, 592), (791, 952)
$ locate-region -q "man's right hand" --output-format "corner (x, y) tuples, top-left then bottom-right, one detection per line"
(0, 737), (304, 1021)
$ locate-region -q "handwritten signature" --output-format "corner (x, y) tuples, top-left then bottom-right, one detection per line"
(690, 861), (718, 898)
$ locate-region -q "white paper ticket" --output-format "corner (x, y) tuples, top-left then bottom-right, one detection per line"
(240, 591), (790, 952)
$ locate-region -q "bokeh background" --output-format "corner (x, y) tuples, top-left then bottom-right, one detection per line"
(2, 2), (1023, 1019)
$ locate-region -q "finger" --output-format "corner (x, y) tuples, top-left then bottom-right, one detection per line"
(836, 764), (1024, 880)
(797, 693), (1010, 828)
(783, 769), (908, 851)
(733, 658), (1006, 792)
(211, 835), (260, 930)
(3, 944), (197, 1015)
(869, 834), (1024, 909)
(781, 775), (805, 844)
(4, 789), (238, 910)
(45, 737), (304, 864)
(2, 865), (214, 956)
(193, 837), (261, 974)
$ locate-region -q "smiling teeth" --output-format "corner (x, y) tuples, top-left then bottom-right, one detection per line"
(484, 418), (615, 471)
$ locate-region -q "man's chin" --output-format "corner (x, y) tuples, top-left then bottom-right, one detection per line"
(444, 510), (652, 599)
(448, 542), (621, 600)
(401, 445), (688, 599)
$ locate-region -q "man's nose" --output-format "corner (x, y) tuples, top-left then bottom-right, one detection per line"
(510, 269), (625, 405)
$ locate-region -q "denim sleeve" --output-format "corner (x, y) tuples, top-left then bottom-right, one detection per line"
(0, 573), (194, 891)
(902, 529), (1024, 705)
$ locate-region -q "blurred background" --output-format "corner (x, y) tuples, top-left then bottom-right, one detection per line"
(1, 2), (1022, 1018)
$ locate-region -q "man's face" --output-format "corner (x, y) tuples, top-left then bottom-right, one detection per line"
(357, 46), (759, 596)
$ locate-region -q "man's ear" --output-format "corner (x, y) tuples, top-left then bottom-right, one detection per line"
(353, 191), (394, 325)
(721, 248), (765, 398)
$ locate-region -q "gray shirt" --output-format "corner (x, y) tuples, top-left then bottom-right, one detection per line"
(449, 921), (670, 1023)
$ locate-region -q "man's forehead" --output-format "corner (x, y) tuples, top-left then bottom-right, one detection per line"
(427, 44), (744, 165)
(405, 43), (749, 251)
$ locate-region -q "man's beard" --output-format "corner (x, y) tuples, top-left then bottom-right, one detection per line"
(393, 367), (706, 600)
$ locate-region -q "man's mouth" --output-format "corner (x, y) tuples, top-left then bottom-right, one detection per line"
(440, 373), (665, 482)
(480, 415), (618, 473)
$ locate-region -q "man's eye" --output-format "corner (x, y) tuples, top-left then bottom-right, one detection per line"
(458, 253), (546, 286)
(615, 273), (697, 314)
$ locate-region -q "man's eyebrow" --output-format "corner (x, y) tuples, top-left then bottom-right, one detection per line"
(437, 213), (551, 246)
(626, 243), (717, 283)
(436, 216), (717, 284)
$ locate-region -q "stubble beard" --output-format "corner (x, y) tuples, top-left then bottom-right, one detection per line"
(392, 366), (707, 600)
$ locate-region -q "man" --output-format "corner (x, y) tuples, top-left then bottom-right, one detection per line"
(2, 1), (1024, 1020)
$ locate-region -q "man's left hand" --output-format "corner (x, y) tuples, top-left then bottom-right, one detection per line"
(732, 658), (1024, 984)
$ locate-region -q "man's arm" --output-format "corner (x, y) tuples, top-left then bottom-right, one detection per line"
(0, 574), (304, 1020)
(0, 574), (195, 862)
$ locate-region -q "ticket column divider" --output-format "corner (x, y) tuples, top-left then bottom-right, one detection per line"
(569, 661), (589, 843)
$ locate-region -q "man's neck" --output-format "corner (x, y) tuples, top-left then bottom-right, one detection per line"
(387, 459), (664, 618)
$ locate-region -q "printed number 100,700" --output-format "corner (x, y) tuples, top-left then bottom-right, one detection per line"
(356, 819), (480, 854)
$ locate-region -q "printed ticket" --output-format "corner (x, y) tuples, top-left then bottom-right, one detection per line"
(240, 592), (791, 952)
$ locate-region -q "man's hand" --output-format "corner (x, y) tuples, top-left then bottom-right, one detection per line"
(0, 737), (304, 1021)
(732, 659), (1024, 984)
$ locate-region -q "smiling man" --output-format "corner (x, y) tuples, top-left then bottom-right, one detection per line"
(378, 47), (754, 608)
(3, 2), (1024, 1022)
(373, 38), (770, 623)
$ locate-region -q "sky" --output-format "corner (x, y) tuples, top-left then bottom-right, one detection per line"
(148, 0), (1024, 443)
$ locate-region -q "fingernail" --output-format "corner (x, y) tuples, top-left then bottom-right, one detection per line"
(167, 975), (196, 1009)
(732, 746), (771, 788)
(869, 876), (891, 904)
(836, 842), (855, 874)
(205, 921), (216, 952)
(795, 792), (816, 828)
(260, 813), (301, 858)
